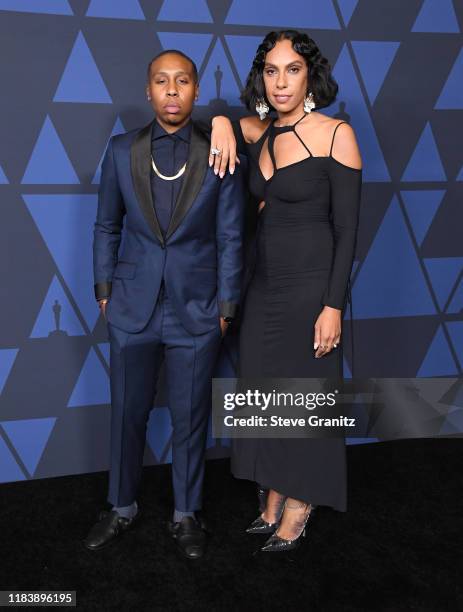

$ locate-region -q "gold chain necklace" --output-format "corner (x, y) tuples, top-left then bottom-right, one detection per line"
(151, 155), (187, 181)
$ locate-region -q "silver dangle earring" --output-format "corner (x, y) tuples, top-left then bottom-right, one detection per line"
(303, 91), (315, 113)
(256, 97), (270, 120)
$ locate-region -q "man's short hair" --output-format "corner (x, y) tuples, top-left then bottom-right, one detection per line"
(147, 50), (198, 83)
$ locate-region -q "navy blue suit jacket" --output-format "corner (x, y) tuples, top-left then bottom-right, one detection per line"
(93, 119), (245, 335)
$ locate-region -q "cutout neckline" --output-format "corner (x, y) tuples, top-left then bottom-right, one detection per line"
(255, 118), (362, 182)
(263, 113), (314, 179)
(257, 155), (362, 183)
(271, 113), (307, 132)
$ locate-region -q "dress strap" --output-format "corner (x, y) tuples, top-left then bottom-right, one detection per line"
(292, 113), (307, 128)
(292, 113), (313, 156)
(268, 113), (314, 162)
(271, 113), (306, 132)
(329, 121), (348, 157)
(267, 126), (278, 171)
(292, 129), (313, 157)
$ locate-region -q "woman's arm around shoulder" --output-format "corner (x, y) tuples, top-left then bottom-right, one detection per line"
(239, 115), (271, 144)
(209, 114), (271, 176)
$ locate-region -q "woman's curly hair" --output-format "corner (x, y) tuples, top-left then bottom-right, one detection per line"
(241, 30), (338, 113)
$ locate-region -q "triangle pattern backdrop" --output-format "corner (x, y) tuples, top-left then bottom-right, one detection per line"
(0, 349), (19, 395)
(30, 275), (86, 338)
(0, 0), (461, 484)
(424, 258), (463, 311)
(157, 32), (213, 75)
(401, 190), (445, 246)
(86, 0), (145, 20)
(53, 31), (112, 104)
(157, 0), (212, 23)
(332, 44), (390, 183)
(435, 47), (463, 110)
(0, 437), (27, 483)
(1, 418), (57, 476)
(411, 0), (459, 33)
(447, 279), (463, 315)
(401, 123), (447, 182)
(0, 165), (9, 183)
(447, 322), (463, 369)
(197, 38), (241, 106)
(67, 347), (110, 407)
(92, 116), (126, 184)
(337, 0), (359, 26)
(21, 116), (80, 184)
(224, 35), (264, 86)
(225, 0), (340, 29)
(350, 196), (436, 319)
(351, 41), (400, 106)
(23, 194), (99, 330)
(417, 326), (458, 377)
(0, 0), (73, 15)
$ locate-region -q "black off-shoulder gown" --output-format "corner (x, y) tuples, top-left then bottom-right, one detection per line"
(231, 117), (362, 512)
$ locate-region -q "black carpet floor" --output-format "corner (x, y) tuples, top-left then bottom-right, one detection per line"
(1, 439), (462, 611)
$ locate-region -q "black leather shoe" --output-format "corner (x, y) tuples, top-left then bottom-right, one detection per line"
(168, 515), (207, 559)
(83, 509), (139, 551)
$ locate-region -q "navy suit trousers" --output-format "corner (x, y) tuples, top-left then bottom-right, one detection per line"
(106, 285), (222, 511)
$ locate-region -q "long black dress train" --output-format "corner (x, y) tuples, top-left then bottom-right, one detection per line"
(231, 115), (362, 512)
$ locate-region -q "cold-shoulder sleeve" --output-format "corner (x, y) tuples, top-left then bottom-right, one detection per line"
(321, 158), (362, 311)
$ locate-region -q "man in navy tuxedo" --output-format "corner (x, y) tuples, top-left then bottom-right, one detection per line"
(83, 50), (244, 559)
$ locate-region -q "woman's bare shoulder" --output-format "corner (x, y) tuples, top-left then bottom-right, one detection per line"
(319, 113), (358, 137)
(239, 115), (271, 144)
(325, 117), (362, 169)
(300, 112), (361, 165)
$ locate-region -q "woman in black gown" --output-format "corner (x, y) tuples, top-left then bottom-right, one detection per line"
(210, 30), (362, 552)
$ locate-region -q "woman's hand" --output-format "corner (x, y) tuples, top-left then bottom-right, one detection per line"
(313, 306), (341, 358)
(209, 116), (240, 178)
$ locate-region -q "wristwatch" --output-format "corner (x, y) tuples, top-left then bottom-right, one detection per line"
(223, 316), (233, 323)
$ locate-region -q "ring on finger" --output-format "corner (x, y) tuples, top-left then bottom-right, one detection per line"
(211, 147), (222, 156)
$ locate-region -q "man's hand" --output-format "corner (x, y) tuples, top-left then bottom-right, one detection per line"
(98, 298), (108, 319)
(313, 306), (341, 358)
(210, 116), (240, 178)
(220, 317), (230, 337)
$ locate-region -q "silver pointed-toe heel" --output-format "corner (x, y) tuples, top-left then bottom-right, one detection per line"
(246, 489), (286, 535)
(246, 514), (280, 535)
(260, 503), (315, 552)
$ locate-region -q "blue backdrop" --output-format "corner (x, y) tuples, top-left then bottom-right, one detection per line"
(1, 0), (462, 484)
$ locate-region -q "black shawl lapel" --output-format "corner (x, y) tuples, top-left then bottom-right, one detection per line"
(165, 121), (210, 240)
(130, 120), (165, 246)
